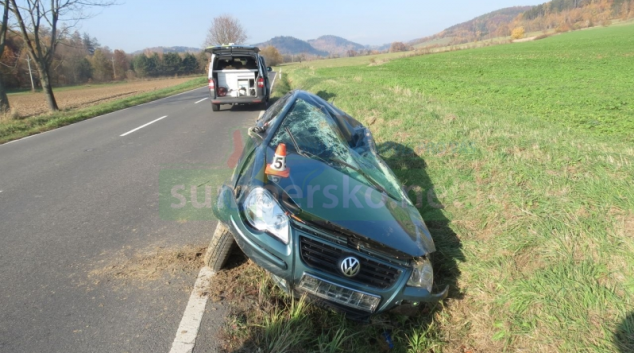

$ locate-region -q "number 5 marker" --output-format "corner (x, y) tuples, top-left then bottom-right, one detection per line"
(265, 143), (290, 178)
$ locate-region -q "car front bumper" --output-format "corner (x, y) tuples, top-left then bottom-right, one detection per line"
(215, 185), (448, 317)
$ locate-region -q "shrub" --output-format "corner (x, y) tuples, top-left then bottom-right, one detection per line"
(557, 23), (572, 33)
(260, 46), (284, 67)
(389, 42), (409, 53)
(511, 27), (525, 40)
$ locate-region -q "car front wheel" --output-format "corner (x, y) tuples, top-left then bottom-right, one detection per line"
(204, 222), (235, 271)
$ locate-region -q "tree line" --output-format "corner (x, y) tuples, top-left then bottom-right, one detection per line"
(1, 29), (208, 90)
(0, 0), (210, 114)
(513, 0), (633, 33)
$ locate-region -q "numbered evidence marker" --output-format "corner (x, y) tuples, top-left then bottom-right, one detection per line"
(265, 143), (290, 178)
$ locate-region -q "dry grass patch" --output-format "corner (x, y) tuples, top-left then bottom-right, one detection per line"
(8, 77), (195, 118)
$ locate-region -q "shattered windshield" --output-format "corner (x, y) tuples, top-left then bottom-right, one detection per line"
(270, 96), (404, 201)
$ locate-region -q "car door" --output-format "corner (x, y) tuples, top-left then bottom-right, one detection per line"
(258, 56), (270, 97)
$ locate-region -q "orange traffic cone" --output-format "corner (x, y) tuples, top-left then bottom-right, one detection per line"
(265, 143), (290, 178)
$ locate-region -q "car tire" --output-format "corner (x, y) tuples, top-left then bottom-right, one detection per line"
(211, 103), (220, 112)
(204, 222), (235, 271)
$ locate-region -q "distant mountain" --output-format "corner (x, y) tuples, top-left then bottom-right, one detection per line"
(132, 46), (201, 55)
(307, 35), (366, 56)
(409, 6), (533, 47)
(372, 43), (392, 52)
(254, 36), (329, 56)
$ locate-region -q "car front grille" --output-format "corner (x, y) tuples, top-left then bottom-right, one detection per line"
(299, 236), (402, 289)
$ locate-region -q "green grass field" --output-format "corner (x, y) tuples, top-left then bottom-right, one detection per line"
(220, 24), (634, 352)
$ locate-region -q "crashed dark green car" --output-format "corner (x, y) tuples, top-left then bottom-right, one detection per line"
(209, 90), (448, 319)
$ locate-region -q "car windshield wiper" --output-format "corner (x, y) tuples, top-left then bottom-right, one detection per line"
(284, 127), (398, 200)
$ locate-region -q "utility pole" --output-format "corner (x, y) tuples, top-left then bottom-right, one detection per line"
(111, 56), (116, 80)
(25, 54), (35, 92)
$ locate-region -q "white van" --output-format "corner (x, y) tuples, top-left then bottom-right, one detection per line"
(205, 45), (272, 112)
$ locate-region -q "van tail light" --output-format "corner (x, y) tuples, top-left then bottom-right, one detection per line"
(208, 79), (215, 90)
(257, 77), (264, 88)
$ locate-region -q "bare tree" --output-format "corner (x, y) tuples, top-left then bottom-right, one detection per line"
(0, 2), (11, 113)
(204, 15), (247, 47)
(8, 0), (115, 112)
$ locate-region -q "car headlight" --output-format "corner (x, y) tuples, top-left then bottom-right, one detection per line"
(243, 187), (290, 244)
(407, 257), (433, 292)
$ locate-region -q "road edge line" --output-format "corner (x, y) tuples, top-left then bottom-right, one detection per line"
(168, 266), (215, 353)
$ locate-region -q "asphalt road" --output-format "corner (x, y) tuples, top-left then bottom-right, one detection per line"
(0, 79), (272, 352)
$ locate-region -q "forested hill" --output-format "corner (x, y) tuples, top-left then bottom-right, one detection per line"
(410, 1), (633, 47)
(410, 7), (532, 46)
(515, 0), (633, 31)
(254, 36), (329, 56)
(307, 35), (366, 56)
(523, 0), (630, 20)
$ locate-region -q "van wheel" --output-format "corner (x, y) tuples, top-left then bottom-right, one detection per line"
(204, 222), (235, 271)
(212, 103), (220, 111)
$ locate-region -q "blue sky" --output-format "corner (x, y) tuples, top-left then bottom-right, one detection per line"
(80, 0), (547, 52)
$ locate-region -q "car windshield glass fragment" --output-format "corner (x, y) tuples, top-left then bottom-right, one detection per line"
(270, 97), (403, 201)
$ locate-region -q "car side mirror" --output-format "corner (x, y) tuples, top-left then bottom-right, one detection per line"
(267, 67), (272, 72)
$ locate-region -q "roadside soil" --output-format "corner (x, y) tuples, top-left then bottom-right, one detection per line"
(88, 243), (205, 289)
(8, 77), (196, 118)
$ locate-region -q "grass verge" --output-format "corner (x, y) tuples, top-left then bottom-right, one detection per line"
(216, 24), (634, 353)
(212, 254), (444, 353)
(0, 76), (207, 144)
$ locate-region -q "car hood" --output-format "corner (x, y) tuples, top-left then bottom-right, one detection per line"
(263, 153), (436, 258)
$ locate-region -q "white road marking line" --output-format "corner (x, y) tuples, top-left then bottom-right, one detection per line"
(194, 97), (209, 104)
(119, 116), (167, 137)
(270, 71), (278, 91)
(2, 87), (208, 147)
(168, 267), (214, 353)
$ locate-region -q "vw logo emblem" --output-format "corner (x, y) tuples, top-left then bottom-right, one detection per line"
(339, 256), (361, 277)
